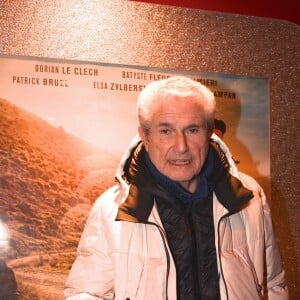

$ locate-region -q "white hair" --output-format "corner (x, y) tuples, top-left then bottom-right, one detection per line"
(137, 76), (216, 135)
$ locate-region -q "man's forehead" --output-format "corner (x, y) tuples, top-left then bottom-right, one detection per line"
(157, 120), (204, 127)
(154, 111), (205, 120)
(154, 114), (206, 127)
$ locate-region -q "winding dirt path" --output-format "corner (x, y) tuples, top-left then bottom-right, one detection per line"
(7, 253), (72, 299)
(14, 269), (68, 299)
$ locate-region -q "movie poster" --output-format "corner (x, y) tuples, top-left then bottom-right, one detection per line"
(0, 55), (269, 299)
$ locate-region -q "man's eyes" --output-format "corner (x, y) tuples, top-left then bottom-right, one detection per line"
(187, 127), (200, 134)
(160, 128), (171, 135)
(158, 127), (202, 135)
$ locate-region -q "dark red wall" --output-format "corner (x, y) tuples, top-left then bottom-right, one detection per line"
(131, 0), (299, 25)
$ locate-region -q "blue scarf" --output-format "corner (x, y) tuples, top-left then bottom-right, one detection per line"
(145, 146), (214, 205)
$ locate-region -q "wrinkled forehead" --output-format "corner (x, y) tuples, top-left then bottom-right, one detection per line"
(152, 94), (206, 113)
(151, 96), (207, 123)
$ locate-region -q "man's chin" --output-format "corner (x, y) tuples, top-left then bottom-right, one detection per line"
(164, 171), (199, 191)
(166, 175), (193, 186)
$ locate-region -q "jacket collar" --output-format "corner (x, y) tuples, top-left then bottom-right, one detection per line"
(115, 136), (253, 223)
(115, 142), (161, 223)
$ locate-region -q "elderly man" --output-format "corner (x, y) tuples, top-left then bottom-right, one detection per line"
(63, 76), (288, 300)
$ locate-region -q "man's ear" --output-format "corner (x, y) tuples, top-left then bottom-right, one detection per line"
(138, 126), (148, 150)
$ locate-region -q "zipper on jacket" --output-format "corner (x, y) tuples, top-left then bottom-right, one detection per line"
(147, 221), (170, 300)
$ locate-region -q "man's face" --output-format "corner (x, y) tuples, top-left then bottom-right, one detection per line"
(139, 96), (211, 192)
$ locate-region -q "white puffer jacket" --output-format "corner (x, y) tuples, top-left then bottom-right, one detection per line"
(63, 135), (288, 300)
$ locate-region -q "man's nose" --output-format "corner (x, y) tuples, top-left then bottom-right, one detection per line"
(175, 132), (188, 153)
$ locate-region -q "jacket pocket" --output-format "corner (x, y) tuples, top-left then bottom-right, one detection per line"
(112, 252), (144, 299)
(112, 252), (167, 300)
(237, 248), (262, 295)
(220, 248), (263, 299)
